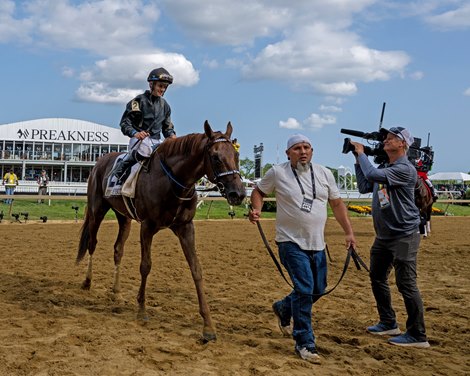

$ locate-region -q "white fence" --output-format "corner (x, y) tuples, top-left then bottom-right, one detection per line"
(0, 180), (88, 195)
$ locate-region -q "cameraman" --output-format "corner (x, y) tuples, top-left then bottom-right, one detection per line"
(349, 126), (430, 348)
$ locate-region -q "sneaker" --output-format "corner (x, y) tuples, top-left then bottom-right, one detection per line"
(272, 301), (292, 336)
(366, 322), (401, 336)
(388, 333), (430, 348)
(295, 346), (321, 364)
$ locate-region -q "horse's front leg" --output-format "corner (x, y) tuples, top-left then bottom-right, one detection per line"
(172, 221), (216, 342)
(136, 220), (157, 322)
(112, 213), (132, 298)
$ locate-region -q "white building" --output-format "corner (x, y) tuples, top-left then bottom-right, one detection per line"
(0, 118), (128, 183)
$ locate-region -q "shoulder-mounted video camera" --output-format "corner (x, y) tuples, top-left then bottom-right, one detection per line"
(341, 103), (435, 171)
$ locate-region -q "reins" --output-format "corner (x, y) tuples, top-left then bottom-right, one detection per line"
(255, 219), (369, 297)
(159, 159), (196, 201)
(157, 135), (240, 201)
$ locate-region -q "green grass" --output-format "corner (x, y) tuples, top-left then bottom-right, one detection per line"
(1, 198), (468, 223)
(0, 198), (265, 222)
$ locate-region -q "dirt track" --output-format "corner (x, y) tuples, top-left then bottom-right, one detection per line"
(0, 217), (469, 375)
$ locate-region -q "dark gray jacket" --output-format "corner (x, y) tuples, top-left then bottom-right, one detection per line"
(355, 154), (420, 239)
(120, 90), (175, 139)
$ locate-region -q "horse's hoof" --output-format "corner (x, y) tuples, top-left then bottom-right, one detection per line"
(137, 310), (149, 324)
(81, 280), (91, 290)
(201, 331), (217, 343)
(111, 306), (124, 314)
(111, 292), (123, 302)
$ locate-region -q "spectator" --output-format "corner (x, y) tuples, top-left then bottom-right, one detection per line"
(2, 168), (19, 204)
(232, 138), (240, 153)
(37, 170), (49, 203)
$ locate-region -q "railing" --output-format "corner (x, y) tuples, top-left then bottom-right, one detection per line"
(0, 181), (88, 195)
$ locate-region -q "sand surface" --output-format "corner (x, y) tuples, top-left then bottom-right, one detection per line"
(0, 217), (469, 375)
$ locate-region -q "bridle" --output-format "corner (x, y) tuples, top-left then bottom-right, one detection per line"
(158, 136), (240, 199)
(204, 137), (241, 197)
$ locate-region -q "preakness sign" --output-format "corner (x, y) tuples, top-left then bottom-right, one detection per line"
(1, 118), (127, 144)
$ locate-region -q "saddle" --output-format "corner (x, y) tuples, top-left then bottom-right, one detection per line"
(105, 155), (143, 198)
(417, 176), (433, 198)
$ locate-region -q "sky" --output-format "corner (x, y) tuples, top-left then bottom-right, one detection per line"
(1, 0), (470, 174)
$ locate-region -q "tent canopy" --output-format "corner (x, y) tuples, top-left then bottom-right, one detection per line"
(428, 172), (470, 182)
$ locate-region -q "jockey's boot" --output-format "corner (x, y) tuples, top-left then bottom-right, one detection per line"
(425, 179), (438, 202)
(110, 151), (138, 183)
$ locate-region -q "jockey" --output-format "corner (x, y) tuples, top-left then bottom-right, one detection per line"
(111, 67), (177, 182)
(416, 159), (438, 202)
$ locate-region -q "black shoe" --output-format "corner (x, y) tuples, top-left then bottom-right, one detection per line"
(110, 154), (136, 181)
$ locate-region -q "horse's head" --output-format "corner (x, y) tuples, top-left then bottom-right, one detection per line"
(204, 120), (246, 205)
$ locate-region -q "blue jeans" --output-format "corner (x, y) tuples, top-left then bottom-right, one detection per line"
(4, 186), (15, 204)
(370, 232), (427, 341)
(277, 241), (327, 348)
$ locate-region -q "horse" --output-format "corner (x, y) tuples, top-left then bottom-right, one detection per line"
(76, 121), (246, 342)
(415, 176), (434, 237)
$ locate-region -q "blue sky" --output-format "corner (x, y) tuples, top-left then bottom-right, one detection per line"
(1, 0), (469, 174)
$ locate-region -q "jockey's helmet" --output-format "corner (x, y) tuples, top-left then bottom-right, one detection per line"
(147, 68), (173, 84)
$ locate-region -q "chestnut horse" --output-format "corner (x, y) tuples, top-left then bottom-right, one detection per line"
(76, 121), (246, 342)
(415, 176), (434, 237)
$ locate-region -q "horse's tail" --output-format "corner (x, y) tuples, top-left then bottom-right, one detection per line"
(76, 205), (90, 264)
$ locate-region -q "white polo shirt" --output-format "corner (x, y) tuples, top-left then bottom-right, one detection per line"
(257, 161), (340, 251)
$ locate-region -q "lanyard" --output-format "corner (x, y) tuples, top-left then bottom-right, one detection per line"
(291, 164), (316, 199)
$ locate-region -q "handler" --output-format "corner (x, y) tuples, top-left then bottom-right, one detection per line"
(350, 126), (430, 348)
(249, 134), (356, 363)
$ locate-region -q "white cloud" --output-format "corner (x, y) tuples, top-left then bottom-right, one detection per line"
(0, 0), (417, 104)
(303, 113), (337, 130)
(279, 118), (302, 129)
(77, 53), (199, 103)
(425, 3), (470, 30)
(240, 19), (409, 95)
(464, 87), (470, 96)
(61, 66), (74, 78)
(161, 0), (291, 46)
(319, 105), (342, 113)
(161, 1), (409, 96)
(76, 82), (140, 104)
(0, 1), (33, 43)
(280, 112), (337, 131)
(409, 71), (424, 80)
(23, 0), (160, 55)
(203, 58), (219, 69)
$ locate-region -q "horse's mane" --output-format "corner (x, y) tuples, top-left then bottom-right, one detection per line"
(157, 131), (226, 158)
(157, 133), (206, 158)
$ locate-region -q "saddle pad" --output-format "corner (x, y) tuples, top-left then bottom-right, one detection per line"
(104, 155), (126, 198)
(121, 163), (142, 198)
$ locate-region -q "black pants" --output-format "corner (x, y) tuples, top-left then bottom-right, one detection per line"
(369, 232), (427, 341)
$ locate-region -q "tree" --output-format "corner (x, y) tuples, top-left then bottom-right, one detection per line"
(240, 157), (255, 178)
(262, 163), (273, 176)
